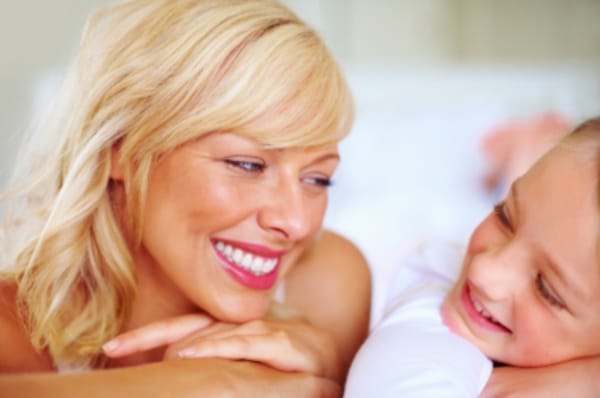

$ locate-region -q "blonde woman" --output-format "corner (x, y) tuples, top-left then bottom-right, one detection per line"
(0, 0), (370, 395)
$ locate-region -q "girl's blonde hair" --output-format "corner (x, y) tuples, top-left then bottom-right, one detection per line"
(1, 0), (353, 369)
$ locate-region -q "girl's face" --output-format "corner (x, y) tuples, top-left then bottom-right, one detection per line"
(442, 140), (600, 366)
(135, 132), (339, 322)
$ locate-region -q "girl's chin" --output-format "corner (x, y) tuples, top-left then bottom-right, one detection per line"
(440, 300), (463, 336)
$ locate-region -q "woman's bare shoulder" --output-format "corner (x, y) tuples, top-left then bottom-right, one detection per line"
(285, 230), (371, 370)
(299, 230), (368, 272)
(296, 229), (370, 276)
(0, 283), (53, 372)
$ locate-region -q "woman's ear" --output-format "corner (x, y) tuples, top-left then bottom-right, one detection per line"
(110, 140), (125, 181)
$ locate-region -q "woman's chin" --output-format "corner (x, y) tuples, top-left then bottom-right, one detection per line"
(210, 299), (271, 323)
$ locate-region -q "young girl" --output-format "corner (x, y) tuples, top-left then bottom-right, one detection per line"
(0, 0), (370, 396)
(345, 117), (600, 397)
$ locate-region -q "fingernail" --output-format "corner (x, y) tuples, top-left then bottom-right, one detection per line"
(102, 339), (120, 352)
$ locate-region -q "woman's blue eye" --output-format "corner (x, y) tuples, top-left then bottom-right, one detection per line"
(304, 177), (333, 188)
(224, 159), (265, 173)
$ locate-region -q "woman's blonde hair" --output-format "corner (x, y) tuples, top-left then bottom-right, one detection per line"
(1, 0), (353, 369)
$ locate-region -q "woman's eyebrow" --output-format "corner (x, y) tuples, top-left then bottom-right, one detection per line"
(312, 153), (340, 163)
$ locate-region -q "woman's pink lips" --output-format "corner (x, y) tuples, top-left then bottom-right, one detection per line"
(461, 283), (512, 333)
(213, 238), (288, 257)
(212, 239), (283, 290)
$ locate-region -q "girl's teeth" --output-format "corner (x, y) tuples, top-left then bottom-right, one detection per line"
(470, 290), (495, 321)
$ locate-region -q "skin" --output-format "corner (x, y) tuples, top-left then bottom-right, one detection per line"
(0, 359), (342, 398)
(442, 137), (600, 366)
(481, 358), (600, 398)
(118, 132), (342, 327)
(0, 132), (371, 395)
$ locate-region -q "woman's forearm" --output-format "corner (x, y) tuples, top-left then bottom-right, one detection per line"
(0, 359), (341, 397)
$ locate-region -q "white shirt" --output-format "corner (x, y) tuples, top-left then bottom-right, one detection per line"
(345, 243), (492, 397)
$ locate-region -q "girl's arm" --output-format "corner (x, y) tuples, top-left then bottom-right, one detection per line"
(481, 358), (600, 398)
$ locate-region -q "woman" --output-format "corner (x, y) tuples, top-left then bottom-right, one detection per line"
(0, 0), (370, 395)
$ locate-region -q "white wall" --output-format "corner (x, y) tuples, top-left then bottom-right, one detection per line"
(0, 0), (107, 183)
(283, 0), (600, 64)
(2, 0), (599, 186)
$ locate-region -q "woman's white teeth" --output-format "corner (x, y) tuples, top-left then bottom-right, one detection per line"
(215, 241), (278, 276)
(233, 248), (243, 263)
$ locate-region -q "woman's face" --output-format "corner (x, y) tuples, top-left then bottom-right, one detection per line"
(442, 140), (600, 366)
(136, 132), (339, 322)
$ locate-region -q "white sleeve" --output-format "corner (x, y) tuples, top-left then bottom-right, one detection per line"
(344, 320), (492, 398)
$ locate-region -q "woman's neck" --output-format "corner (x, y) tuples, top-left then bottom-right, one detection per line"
(108, 247), (199, 368)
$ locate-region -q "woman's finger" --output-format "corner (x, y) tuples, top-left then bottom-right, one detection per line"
(103, 313), (214, 357)
(163, 321), (266, 359)
(176, 332), (319, 375)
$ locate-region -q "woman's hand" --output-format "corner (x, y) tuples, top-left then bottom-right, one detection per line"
(104, 305), (341, 382)
(166, 310), (341, 382)
(102, 313), (215, 358)
(481, 358), (600, 398)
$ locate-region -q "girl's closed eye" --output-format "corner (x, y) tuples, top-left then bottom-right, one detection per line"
(536, 274), (565, 310)
(224, 158), (266, 173)
(493, 201), (513, 230)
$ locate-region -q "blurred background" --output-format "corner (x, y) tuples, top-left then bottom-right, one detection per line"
(2, 0), (600, 318)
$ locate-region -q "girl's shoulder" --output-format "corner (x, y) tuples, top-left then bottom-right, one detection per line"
(0, 282), (53, 372)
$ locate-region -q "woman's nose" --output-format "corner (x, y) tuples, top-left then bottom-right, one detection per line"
(257, 180), (315, 241)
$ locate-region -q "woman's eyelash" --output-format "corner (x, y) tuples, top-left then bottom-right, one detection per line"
(223, 159), (332, 187)
(224, 159), (265, 173)
(536, 274), (565, 309)
(493, 201), (512, 229)
(306, 177), (333, 187)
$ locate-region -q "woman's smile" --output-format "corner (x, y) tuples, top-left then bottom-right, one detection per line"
(212, 238), (287, 289)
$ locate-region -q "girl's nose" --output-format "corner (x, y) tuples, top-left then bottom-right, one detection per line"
(468, 243), (528, 302)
